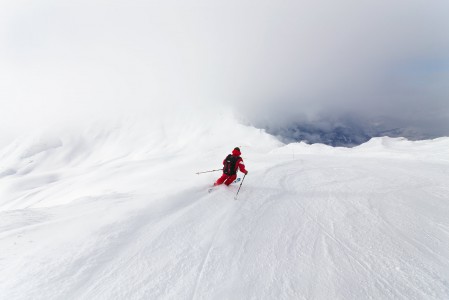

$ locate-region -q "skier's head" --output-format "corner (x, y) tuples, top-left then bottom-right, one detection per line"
(232, 147), (241, 156)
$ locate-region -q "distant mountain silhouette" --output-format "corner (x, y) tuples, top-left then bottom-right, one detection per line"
(261, 117), (431, 147)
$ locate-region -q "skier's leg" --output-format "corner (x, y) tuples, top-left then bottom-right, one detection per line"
(224, 174), (237, 186)
(214, 173), (228, 186)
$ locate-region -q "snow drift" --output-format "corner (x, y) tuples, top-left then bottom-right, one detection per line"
(1, 114), (448, 299)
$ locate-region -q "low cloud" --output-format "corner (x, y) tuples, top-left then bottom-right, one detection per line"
(1, 0), (448, 139)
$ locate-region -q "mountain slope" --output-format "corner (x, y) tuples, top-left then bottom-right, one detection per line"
(1, 118), (448, 300)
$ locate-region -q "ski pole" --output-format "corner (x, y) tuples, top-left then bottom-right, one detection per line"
(234, 173), (247, 200)
(195, 169), (222, 175)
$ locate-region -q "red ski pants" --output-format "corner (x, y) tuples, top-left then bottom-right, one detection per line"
(215, 173), (237, 186)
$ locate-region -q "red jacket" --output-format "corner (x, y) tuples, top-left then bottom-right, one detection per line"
(223, 148), (247, 174)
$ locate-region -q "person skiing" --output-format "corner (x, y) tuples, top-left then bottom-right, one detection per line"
(214, 147), (248, 186)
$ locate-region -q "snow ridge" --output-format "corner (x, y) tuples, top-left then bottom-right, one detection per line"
(0, 117), (448, 299)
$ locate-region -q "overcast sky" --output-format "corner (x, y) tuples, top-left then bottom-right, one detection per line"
(1, 0), (448, 137)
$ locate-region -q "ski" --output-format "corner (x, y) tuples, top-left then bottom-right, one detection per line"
(209, 178), (240, 193)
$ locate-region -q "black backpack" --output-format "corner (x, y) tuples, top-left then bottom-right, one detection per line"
(223, 154), (240, 175)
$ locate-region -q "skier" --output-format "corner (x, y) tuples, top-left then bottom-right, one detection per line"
(214, 147), (248, 186)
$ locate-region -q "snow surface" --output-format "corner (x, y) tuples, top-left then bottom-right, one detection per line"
(1, 115), (449, 300)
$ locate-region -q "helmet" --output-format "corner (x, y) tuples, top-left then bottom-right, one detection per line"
(232, 147), (241, 156)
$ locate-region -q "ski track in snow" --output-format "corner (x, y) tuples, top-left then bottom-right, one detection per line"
(0, 124), (449, 300)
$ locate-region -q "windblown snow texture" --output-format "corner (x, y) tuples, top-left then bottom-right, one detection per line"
(1, 117), (449, 300)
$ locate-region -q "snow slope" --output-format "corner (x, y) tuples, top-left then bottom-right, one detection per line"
(1, 115), (449, 300)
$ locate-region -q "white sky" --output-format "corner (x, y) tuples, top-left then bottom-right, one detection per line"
(1, 0), (448, 136)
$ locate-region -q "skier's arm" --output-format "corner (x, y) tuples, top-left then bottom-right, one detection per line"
(237, 159), (248, 174)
